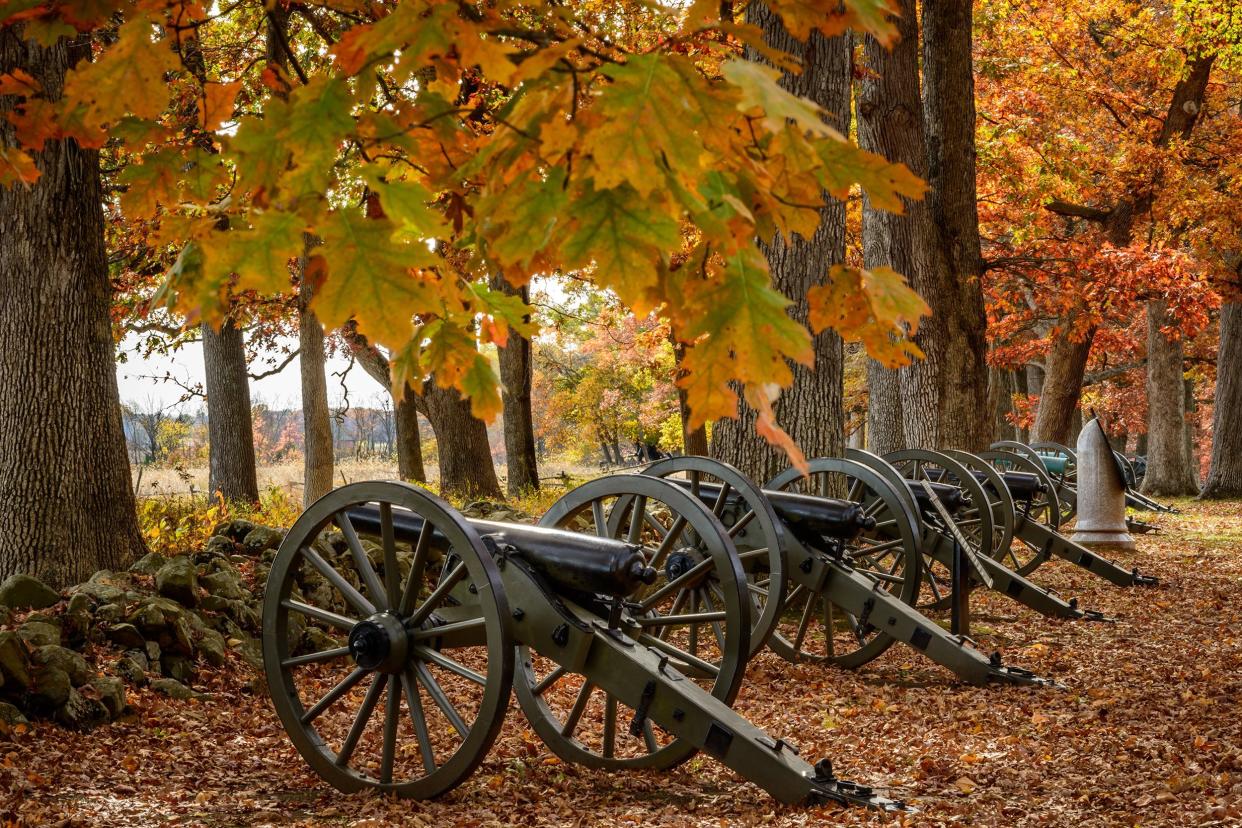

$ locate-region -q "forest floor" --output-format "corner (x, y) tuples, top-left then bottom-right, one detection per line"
(6, 498), (1242, 827)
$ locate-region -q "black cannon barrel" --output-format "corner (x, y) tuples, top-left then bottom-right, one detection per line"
(663, 479), (873, 540)
(343, 505), (656, 598)
(904, 479), (965, 514)
(998, 471), (1046, 499)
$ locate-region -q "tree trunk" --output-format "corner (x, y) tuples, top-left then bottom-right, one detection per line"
(394, 393), (426, 483)
(298, 282), (334, 506)
(1032, 331), (1094, 445)
(905, 0), (989, 451)
(866, 360), (904, 455)
(1184, 377), (1200, 487)
(989, 365), (1019, 442)
(490, 277), (539, 494)
(1015, 368), (1030, 442)
(423, 384), (502, 499)
(671, 335), (709, 456)
(0, 29), (147, 586)
(1141, 300), (1198, 495)
(712, 6), (847, 483)
(1203, 303), (1242, 497)
(202, 319), (259, 502)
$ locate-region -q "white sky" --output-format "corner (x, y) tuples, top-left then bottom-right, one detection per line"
(115, 333), (390, 413)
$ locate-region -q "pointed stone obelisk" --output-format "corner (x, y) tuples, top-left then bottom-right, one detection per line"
(1070, 418), (1135, 550)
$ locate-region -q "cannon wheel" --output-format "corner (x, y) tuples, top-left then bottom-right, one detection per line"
(516, 474), (749, 771)
(263, 481), (513, 799)
(943, 450), (1024, 569)
(765, 458), (922, 668)
(978, 449), (1062, 576)
(638, 456), (787, 657)
(1028, 441), (1079, 524)
(883, 449), (1004, 612)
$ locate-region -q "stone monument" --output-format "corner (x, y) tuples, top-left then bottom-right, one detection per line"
(1070, 417), (1136, 550)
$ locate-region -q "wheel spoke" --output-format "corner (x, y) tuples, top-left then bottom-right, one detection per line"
(302, 666), (369, 725)
(299, 546), (375, 617)
(282, 646), (351, 668)
(415, 662), (468, 738)
(647, 515), (687, 572)
(638, 634), (720, 677)
(711, 482), (732, 517)
(626, 496), (648, 544)
(408, 561), (467, 627)
(401, 668), (437, 772)
(793, 588), (816, 654)
(533, 665), (567, 696)
(637, 557), (714, 611)
(408, 617), (486, 641)
(700, 588), (727, 652)
(282, 600), (358, 633)
(336, 672), (385, 767)
(728, 509), (757, 537)
(602, 694), (618, 759)
(592, 500), (608, 538)
(380, 674), (400, 784)
(398, 519), (433, 617)
(379, 503), (400, 611)
(635, 610), (728, 627)
(642, 719), (658, 753)
(337, 512), (388, 611)
(561, 681), (595, 738)
(413, 645), (487, 685)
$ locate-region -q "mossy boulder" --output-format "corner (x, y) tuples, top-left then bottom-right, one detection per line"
(17, 620), (60, 648)
(0, 574), (58, 610)
(55, 687), (108, 730)
(0, 701), (28, 727)
(89, 676), (126, 718)
(105, 623), (146, 649)
(201, 570), (247, 601)
(32, 645), (91, 687)
(29, 665), (71, 710)
(243, 526), (284, 553)
(128, 552), (167, 577)
(62, 592), (93, 647)
(150, 677), (199, 701)
(155, 556), (198, 607)
(162, 654), (195, 684)
(0, 632), (32, 691)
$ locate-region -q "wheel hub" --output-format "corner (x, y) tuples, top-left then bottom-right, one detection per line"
(348, 612), (408, 673)
(665, 547), (707, 586)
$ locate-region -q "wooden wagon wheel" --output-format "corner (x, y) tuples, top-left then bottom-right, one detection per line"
(263, 481), (513, 798)
(1029, 441), (1079, 524)
(883, 449), (1003, 612)
(639, 455), (788, 657)
(944, 450), (1025, 567)
(514, 475), (749, 771)
(765, 458), (922, 669)
(978, 449), (1063, 576)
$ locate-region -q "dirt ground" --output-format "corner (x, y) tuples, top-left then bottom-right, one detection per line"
(6, 499), (1241, 827)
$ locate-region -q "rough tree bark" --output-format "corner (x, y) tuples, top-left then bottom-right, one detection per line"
(0, 29), (147, 586)
(393, 395), (426, 482)
(854, 0), (935, 455)
(989, 365), (1019, 442)
(907, 0), (990, 450)
(866, 360), (904, 454)
(341, 323), (499, 495)
(202, 319), (259, 502)
(422, 385), (503, 498)
(298, 278), (334, 505)
(711, 6), (847, 483)
(1031, 334), (1092, 445)
(489, 277), (539, 494)
(1202, 303), (1242, 497)
(1142, 300), (1199, 495)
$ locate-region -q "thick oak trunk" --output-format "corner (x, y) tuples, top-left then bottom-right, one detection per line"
(712, 6), (846, 483)
(1203, 303), (1242, 497)
(866, 360), (904, 455)
(0, 30), (146, 586)
(989, 366), (1019, 442)
(202, 319), (259, 502)
(908, 0), (989, 450)
(671, 336), (709, 456)
(394, 393), (426, 483)
(1142, 300), (1198, 495)
(1032, 332), (1094, 445)
(298, 283), (334, 505)
(490, 278), (539, 494)
(424, 385), (502, 499)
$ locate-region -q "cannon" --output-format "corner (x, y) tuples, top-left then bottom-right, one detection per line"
(988, 442), (1164, 582)
(837, 449), (1110, 621)
(262, 477), (904, 808)
(634, 457), (1054, 687)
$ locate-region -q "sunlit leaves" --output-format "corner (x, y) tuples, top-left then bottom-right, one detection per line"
(0, 145), (39, 187)
(722, 59), (842, 139)
(312, 210), (441, 347)
(560, 183), (681, 310)
(203, 211), (306, 297)
(476, 166), (568, 274)
(807, 265), (929, 366)
(765, 0), (901, 45)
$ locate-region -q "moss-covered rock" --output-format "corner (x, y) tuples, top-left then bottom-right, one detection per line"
(105, 623), (146, 649)
(0, 632), (32, 691)
(0, 574), (58, 610)
(29, 665), (71, 710)
(150, 677), (199, 701)
(0, 701), (28, 727)
(62, 592), (93, 647)
(128, 552), (167, 577)
(243, 526), (284, 553)
(31, 645), (91, 687)
(55, 687), (108, 730)
(201, 569), (247, 601)
(155, 556), (198, 607)
(89, 675), (126, 718)
(162, 654), (195, 684)
(17, 620), (60, 648)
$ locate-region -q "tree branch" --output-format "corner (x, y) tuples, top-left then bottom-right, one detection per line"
(1044, 199), (1112, 222)
(248, 348), (300, 381)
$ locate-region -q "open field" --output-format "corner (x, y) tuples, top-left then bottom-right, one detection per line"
(6, 499), (1242, 827)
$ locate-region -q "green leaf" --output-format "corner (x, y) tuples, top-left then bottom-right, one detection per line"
(814, 137), (926, 212)
(361, 168), (448, 241)
(476, 166), (568, 270)
(585, 53), (737, 195)
(559, 183), (681, 310)
(313, 210), (442, 348)
(204, 211), (306, 297)
(721, 59), (842, 139)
